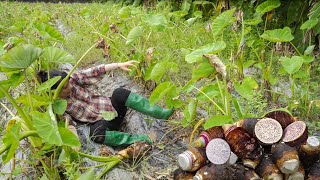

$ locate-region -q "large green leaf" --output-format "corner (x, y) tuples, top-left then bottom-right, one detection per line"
(2, 123), (21, 164)
(126, 26), (143, 45)
(0, 44), (41, 69)
(142, 14), (168, 32)
(34, 22), (64, 42)
(204, 115), (233, 129)
(0, 72), (24, 98)
(31, 111), (63, 146)
(42, 47), (75, 64)
(300, 18), (319, 30)
(234, 76), (258, 100)
(212, 8), (236, 37)
(191, 61), (214, 80)
(147, 61), (178, 83)
(182, 100), (197, 127)
(118, 6), (131, 19)
(16, 94), (50, 107)
(0, 41), (5, 56)
(53, 99), (67, 115)
(37, 76), (61, 92)
(280, 56), (304, 74)
(256, 0), (281, 16)
(260, 27), (294, 42)
(185, 41), (226, 63)
(196, 84), (220, 101)
(149, 81), (172, 105)
(58, 127), (81, 147)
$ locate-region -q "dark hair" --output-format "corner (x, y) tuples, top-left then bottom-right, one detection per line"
(37, 70), (68, 90)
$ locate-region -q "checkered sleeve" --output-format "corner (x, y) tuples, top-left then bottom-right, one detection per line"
(70, 64), (107, 85)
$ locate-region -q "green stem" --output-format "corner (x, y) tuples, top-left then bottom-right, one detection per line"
(77, 152), (121, 162)
(95, 159), (121, 180)
(53, 43), (96, 100)
(0, 85), (33, 130)
(0, 131), (39, 155)
(24, 69), (33, 110)
(192, 85), (226, 115)
(289, 42), (302, 56)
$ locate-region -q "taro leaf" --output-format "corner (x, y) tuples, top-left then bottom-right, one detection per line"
(182, 100), (197, 127)
(149, 81), (172, 105)
(196, 84), (220, 101)
(16, 94), (50, 107)
(77, 168), (95, 180)
(0, 72), (24, 98)
(2, 123), (21, 164)
(0, 44), (41, 69)
(31, 111), (63, 146)
(42, 47), (75, 64)
(118, 6), (131, 18)
(142, 14), (168, 32)
(147, 61), (178, 83)
(234, 76), (258, 100)
(126, 26), (143, 45)
(300, 18), (319, 30)
(243, 60), (256, 68)
(187, 18), (197, 25)
(58, 127), (81, 147)
(204, 115), (233, 130)
(244, 16), (263, 25)
(256, 0), (281, 16)
(279, 56), (304, 74)
(101, 111), (118, 121)
(191, 61), (214, 80)
(53, 99), (67, 115)
(304, 45), (315, 55)
(185, 41), (226, 63)
(260, 27), (294, 42)
(34, 22), (64, 42)
(170, 10), (188, 20)
(302, 55), (314, 63)
(182, 0), (191, 12)
(212, 8), (236, 37)
(37, 76), (61, 92)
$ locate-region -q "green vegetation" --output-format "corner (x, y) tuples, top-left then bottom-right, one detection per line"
(0, 0), (319, 179)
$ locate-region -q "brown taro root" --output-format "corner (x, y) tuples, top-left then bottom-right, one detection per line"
(285, 165), (305, 180)
(206, 138), (231, 165)
(193, 163), (261, 180)
(264, 110), (295, 129)
(254, 118), (283, 145)
(255, 156), (283, 180)
(282, 121), (308, 147)
(234, 118), (259, 136)
(117, 141), (151, 159)
(193, 163), (233, 180)
(223, 125), (258, 159)
(173, 168), (194, 180)
(308, 161), (320, 180)
(194, 126), (225, 147)
(242, 146), (264, 169)
(298, 136), (320, 169)
(271, 143), (300, 174)
(178, 147), (208, 172)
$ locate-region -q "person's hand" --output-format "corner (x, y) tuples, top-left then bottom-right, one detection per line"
(117, 60), (139, 72)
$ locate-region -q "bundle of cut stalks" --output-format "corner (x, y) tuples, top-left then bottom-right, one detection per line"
(175, 110), (320, 180)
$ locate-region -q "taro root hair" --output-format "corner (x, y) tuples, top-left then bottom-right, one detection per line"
(37, 70), (68, 90)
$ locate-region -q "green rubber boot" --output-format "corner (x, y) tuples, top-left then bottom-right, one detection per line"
(103, 131), (152, 147)
(125, 92), (174, 120)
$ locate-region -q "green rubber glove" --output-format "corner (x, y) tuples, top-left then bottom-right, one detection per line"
(103, 131), (152, 147)
(125, 92), (174, 120)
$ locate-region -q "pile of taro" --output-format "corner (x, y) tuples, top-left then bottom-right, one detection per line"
(174, 110), (320, 180)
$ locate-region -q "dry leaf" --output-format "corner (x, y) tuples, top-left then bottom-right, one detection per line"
(203, 54), (227, 78)
(109, 24), (119, 33)
(146, 47), (154, 64)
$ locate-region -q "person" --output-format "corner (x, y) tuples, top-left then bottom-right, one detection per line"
(37, 61), (174, 147)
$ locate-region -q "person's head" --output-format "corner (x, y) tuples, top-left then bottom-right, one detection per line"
(37, 70), (68, 90)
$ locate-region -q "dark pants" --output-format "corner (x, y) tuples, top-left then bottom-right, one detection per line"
(89, 87), (131, 144)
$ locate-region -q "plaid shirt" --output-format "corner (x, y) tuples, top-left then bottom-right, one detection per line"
(65, 64), (116, 123)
